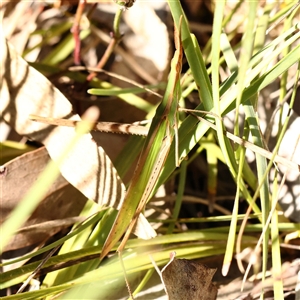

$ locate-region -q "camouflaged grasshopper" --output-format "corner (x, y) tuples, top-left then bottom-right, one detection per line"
(100, 16), (184, 259)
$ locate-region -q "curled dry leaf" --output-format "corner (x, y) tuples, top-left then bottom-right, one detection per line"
(0, 29), (155, 242)
(161, 252), (218, 300)
(0, 147), (87, 252)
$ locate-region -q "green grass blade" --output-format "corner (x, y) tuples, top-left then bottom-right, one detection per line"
(42, 29), (90, 65)
(167, 160), (187, 234)
(23, 21), (73, 58)
(271, 177), (284, 300)
(88, 83), (164, 96)
(167, 0), (213, 111)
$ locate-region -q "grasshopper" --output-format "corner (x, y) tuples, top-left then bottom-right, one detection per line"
(100, 16), (184, 259)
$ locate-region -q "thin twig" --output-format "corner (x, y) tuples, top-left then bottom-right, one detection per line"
(87, 8), (124, 81)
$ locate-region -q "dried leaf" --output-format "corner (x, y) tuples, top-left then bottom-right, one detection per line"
(0, 147), (87, 252)
(123, 2), (170, 77)
(161, 252), (218, 300)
